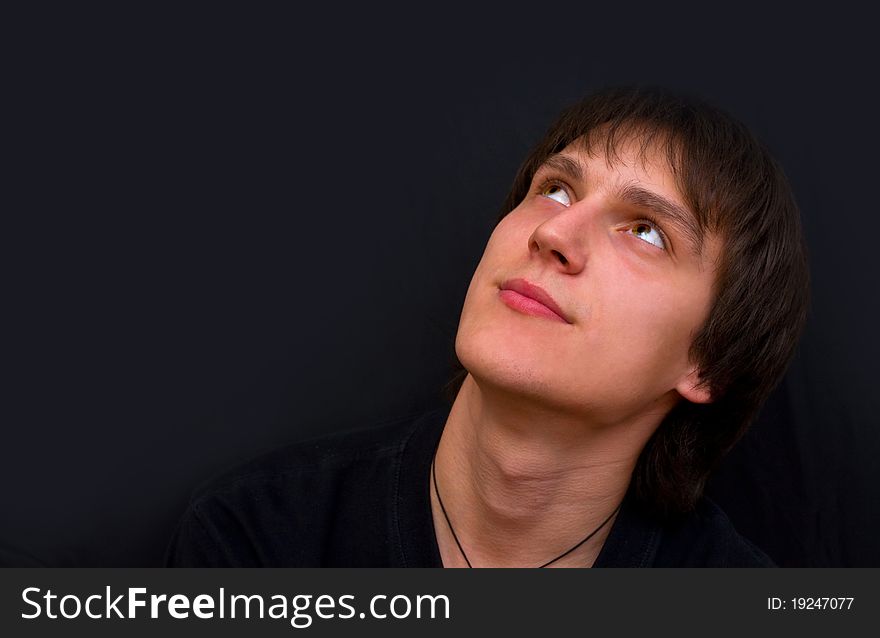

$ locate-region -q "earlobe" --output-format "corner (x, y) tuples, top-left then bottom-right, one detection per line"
(676, 366), (713, 404)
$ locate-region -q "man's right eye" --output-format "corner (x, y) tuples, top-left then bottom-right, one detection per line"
(537, 179), (571, 207)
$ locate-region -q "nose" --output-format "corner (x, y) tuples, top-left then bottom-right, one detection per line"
(527, 206), (589, 274)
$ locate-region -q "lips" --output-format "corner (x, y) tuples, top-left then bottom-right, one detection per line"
(499, 278), (571, 323)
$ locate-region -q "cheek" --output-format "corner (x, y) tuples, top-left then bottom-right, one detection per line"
(463, 218), (529, 294)
(593, 280), (703, 369)
(486, 214), (531, 253)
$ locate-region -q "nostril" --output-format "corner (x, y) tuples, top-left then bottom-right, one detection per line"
(553, 250), (568, 265)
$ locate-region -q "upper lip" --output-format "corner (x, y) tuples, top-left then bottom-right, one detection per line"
(499, 278), (571, 323)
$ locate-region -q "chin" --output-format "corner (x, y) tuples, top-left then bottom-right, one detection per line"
(455, 329), (560, 401)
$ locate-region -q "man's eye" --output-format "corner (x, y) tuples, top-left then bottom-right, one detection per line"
(538, 181), (571, 206)
(628, 222), (667, 250)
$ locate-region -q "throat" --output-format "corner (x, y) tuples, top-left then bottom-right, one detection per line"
(429, 455), (621, 568)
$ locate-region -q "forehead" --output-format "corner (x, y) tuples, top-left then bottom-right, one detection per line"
(548, 135), (682, 192)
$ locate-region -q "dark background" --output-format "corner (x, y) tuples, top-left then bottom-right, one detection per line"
(4, 9), (878, 567)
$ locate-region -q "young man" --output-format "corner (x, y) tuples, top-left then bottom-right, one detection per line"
(166, 87), (809, 567)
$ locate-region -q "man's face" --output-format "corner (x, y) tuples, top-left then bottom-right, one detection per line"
(455, 137), (722, 427)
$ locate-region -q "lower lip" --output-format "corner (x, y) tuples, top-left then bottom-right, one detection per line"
(498, 289), (568, 323)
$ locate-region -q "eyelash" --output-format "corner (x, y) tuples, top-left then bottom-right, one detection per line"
(532, 176), (569, 201)
(532, 176), (670, 251)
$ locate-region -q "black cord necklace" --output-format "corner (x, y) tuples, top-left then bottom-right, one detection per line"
(431, 452), (621, 568)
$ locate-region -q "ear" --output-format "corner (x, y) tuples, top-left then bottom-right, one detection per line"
(675, 364), (713, 404)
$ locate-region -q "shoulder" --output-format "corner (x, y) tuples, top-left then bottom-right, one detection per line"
(197, 411), (421, 497)
(653, 498), (776, 567)
(165, 409), (427, 567)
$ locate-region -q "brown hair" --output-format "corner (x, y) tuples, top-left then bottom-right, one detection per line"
(442, 86), (811, 519)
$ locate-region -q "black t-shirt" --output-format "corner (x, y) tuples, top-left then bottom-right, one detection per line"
(165, 403), (775, 567)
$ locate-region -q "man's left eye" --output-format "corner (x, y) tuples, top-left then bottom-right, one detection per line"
(539, 182), (571, 206)
(628, 222), (666, 250)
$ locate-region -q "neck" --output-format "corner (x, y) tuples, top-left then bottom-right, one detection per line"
(431, 373), (662, 568)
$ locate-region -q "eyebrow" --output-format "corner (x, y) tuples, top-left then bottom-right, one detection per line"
(535, 153), (705, 257)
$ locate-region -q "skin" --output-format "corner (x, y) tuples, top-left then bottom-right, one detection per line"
(431, 136), (723, 567)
